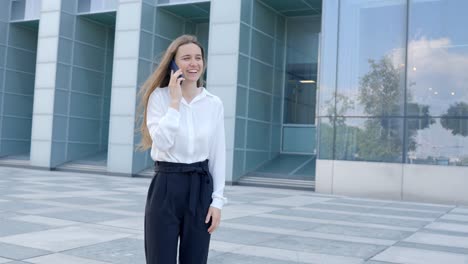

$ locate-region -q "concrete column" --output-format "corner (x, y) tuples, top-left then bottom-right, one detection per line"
(0, 0), (11, 157)
(107, 0), (142, 174)
(207, 0), (242, 183)
(30, 0), (63, 168)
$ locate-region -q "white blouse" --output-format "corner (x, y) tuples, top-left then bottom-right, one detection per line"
(147, 86), (227, 209)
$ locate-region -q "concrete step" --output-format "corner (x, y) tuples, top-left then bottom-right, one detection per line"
(56, 163), (108, 174)
(0, 158), (30, 167)
(238, 176), (315, 191)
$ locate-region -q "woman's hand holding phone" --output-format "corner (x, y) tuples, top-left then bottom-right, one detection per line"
(168, 69), (184, 111)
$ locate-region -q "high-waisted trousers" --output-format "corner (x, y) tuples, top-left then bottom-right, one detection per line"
(144, 159), (213, 264)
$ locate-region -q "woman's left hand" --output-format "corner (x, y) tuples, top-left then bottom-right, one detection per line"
(205, 206), (221, 234)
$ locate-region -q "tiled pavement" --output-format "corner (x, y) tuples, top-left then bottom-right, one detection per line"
(0, 167), (468, 263)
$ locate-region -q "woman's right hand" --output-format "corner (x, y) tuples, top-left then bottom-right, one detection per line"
(168, 69), (184, 108)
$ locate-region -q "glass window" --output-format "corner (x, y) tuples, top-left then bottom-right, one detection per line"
(251, 29), (274, 65)
(407, 0), (468, 117)
(252, 0), (275, 37)
(11, 0), (26, 21)
(336, 0), (407, 117)
(284, 16), (320, 124)
(24, 0), (41, 20)
(335, 117), (404, 163)
(317, 117), (334, 159)
(283, 126), (316, 154)
(318, 0), (338, 118)
(78, 0), (117, 13)
(241, 0), (251, 24)
(406, 118), (468, 166)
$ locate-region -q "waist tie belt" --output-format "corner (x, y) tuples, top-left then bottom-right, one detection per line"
(154, 159), (210, 216)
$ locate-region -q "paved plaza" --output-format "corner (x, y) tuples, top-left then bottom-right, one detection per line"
(0, 166), (467, 263)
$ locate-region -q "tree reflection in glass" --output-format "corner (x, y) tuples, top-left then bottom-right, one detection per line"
(335, 55), (434, 162)
(441, 102), (468, 137)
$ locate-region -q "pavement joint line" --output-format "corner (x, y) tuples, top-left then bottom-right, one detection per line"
(442, 213), (468, 220)
(222, 222), (397, 246)
(24, 200), (141, 217)
(258, 213), (420, 232)
(322, 201), (453, 214)
(395, 240), (468, 255)
(402, 232), (468, 250)
(221, 222), (297, 236)
(335, 197), (455, 209)
(80, 222), (143, 233)
(23, 254), (114, 264)
(289, 229), (397, 246)
(294, 207), (438, 221)
(424, 222), (468, 234)
(363, 242), (392, 262)
(10, 215), (81, 227)
(232, 242), (365, 264)
(420, 228), (468, 238)
(0, 257), (13, 264)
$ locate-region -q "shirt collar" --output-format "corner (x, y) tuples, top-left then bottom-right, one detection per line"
(182, 87), (212, 105)
(202, 87), (215, 98)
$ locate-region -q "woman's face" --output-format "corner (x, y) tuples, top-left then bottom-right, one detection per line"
(174, 43), (204, 83)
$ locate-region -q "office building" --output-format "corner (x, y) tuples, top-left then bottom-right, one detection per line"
(0, 0), (467, 204)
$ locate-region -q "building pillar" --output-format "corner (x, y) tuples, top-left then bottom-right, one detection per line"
(207, 0), (242, 183)
(30, 0), (65, 168)
(107, 0), (143, 174)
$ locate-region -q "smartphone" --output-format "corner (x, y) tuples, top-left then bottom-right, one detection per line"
(170, 60), (183, 79)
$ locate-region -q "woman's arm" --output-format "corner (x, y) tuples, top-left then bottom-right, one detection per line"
(146, 90), (180, 151)
(208, 100), (227, 209)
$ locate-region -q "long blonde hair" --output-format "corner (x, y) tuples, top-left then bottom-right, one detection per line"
(135, 35), (206, 151)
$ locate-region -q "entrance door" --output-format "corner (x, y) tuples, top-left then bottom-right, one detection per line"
(280, 16), (320, 181)
(250, 16), (321, 182)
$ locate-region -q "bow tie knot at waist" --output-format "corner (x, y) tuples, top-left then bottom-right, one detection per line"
(191, 168), (210, 183)
(186, 167), (210, 216)
(154, 160), (211, 216)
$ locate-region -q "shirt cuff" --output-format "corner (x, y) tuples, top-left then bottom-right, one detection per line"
(210, 197), (227, 210)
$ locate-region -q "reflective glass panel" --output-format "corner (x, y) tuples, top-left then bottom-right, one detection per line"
(284, 16), (320, 124)
(407, 0), (468, 117)
(336, 0), (406, 117)
(335, 117), (404, 163)
(406, 118), (468, 166)
(318, 0), (338, 117)
(317, 117), (334, 159)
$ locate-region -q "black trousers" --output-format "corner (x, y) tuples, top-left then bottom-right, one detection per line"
(144, 159), (213, 264)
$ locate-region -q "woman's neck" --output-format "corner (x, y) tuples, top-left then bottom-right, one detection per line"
(181, 80), (201, 102)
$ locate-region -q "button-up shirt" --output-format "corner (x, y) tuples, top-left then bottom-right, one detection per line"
(147, 86), (227, 209)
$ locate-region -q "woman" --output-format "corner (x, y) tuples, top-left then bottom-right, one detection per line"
(136, 35), (227, 264)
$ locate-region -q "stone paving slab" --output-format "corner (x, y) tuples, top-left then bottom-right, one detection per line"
(0, 166), (467, 263)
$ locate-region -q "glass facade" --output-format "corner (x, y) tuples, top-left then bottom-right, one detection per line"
(0, 0), (212, 173)
(0, 0), (38, 158)
(318, 0), (468, 167)
(1, 0), (466, 194)
(405, 0), (468, 165)
(234, 0), (285, 179)
(233, 0), (320, 182)
(283, 16), (319, 125)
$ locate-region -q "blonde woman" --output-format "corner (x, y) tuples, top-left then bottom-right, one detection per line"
(137, 35), (227, 263)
